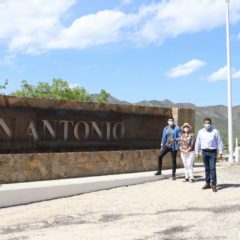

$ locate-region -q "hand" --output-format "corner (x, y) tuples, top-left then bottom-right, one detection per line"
(179, 148), (184, 153)
(195, 154), (200, 161)
(217, 154), (223, 160)
(185, 148), (190, 153)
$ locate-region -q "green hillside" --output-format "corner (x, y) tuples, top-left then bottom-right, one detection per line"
(106, 96), (240, 148)
(137, 100), (240, 148)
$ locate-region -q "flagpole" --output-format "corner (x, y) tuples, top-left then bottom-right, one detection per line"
(225, 0), (233, 163)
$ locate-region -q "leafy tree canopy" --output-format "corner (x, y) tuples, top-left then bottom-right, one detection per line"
(11, 78), (110, 103)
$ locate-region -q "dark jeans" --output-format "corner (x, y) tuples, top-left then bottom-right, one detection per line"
(158, 145), (177, 176)
(202, 150), (217, 185)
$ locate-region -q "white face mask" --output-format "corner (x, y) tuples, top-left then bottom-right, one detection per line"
(204, 123), (212, 130)
(168, 121), (174, 126)
(184, 127), (190, 133)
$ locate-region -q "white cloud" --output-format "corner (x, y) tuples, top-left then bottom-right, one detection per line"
(208, 66), (228, 82)
(167, 59), (206, 78)
(47, 10), (131, 49)
(0, 0), (240, 53)
(133, 0), (240, 44)
(233, 70), (240, 79)
(121, 0), (132, 5)
(49, 0), (240, 50)
(208, 66), (240, 81)
(0, 0), (76, 53)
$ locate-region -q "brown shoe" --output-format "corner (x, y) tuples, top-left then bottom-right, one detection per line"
(212, 185), (217, 192)
(202, 183), (211, 190)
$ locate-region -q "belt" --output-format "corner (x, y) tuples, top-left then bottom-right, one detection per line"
(202, 149), (217, 153)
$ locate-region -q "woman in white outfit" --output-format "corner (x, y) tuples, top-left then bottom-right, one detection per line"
(179, 123), (195, 183)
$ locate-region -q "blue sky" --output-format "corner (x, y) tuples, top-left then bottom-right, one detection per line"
(0, 0), (240, 106)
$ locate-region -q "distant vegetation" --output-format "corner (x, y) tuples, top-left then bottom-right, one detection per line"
(7, 78), (110, 103)
(0, 79), (8, 91)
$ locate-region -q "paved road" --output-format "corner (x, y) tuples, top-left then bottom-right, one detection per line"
(0, 163), (240, 240)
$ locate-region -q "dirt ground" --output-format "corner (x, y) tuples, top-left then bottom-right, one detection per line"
(0, 163), (240, 240)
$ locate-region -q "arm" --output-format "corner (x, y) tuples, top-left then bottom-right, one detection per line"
(190, 134), (196, 149)
(216, 130), (224, 154)
(195, 131), (201, 154)
(178, 136), (184, 152)
(175, 127), (181, 142)
(161, 127), (166, 147)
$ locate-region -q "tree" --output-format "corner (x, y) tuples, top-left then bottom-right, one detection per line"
(0, 79), (8, 93)
(12, 79), (109, 102)
(96, 89), (110, 103)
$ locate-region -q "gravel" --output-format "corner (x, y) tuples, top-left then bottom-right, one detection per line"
(0, 163), (239, 240)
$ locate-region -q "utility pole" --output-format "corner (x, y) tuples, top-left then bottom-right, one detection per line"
(225, 0), (233, 163)
(236, 138), (239, 163)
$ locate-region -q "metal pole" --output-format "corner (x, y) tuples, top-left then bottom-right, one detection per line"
(225, 0), (233, 163)
(236, 138), (239, 163)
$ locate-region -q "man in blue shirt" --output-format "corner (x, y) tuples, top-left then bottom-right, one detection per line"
(195, 117), (224, 192)
(155, 116), (181, 180)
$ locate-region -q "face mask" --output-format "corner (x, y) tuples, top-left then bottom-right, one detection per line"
(204, 123), (212, 130)
(168, 121), (174, 126)
(184, 127), (190, 132)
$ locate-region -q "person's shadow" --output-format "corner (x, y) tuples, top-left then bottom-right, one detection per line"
(177, 175), (205, 182)
(217, 184), (240, 190)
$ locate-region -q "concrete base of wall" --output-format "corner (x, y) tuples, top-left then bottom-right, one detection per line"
(0, 164), (206, 208)
(0, 149), (183, 184)
(0, 171), (168, 208)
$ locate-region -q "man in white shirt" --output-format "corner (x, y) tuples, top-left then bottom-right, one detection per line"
(195, 117), (224, 192)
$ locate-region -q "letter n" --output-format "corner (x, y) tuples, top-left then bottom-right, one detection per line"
(0, 118), (12, 139)
(42, 120), (56, 139)
(26, 121), (39, 141)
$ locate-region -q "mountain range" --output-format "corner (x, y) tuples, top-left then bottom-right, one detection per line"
(105, 95), (240, 147)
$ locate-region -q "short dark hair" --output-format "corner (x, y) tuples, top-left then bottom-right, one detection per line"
(168, 116), (174, 121)
(203, 117), (212, 123)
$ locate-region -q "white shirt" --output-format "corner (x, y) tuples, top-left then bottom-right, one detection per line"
(195, 128), (224, 154)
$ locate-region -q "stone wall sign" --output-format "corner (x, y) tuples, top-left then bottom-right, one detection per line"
(0, 96), (179, 153)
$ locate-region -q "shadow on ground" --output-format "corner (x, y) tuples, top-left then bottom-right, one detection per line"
(176, 175), (205, 183)
(217, 183), (240, 190)
(1, 204), (239, 238)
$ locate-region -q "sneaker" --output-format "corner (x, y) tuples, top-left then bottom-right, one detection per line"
(155, 171), (161, 176)
(183, 178), (189, 182)
(189, 179), (194, 183)
(172, 176), (176, 180)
